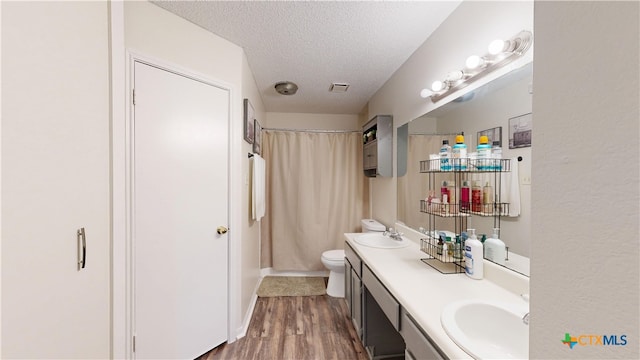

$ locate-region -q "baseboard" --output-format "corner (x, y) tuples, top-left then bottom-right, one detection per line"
(235, 292), (258, 340)
(260, 267), (330, 278)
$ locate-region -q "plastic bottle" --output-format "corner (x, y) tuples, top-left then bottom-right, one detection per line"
(446, 236), (453, 257)
(484, 228), (506, 266)
(439, 140), (452, 171)
(437, 237), (444, 255)
(482, 181), (493, 214)
(453, 236), (463, 259)
(477, 135), (491, 170)
(471, 181), (482, 212)
(447, 181), (457, 214)
(440, 181), (449, 202)
(464, 228), (484, 279)
(460, 180), (470, 212)
(491, 141), (502, 171)
(452, 134), (467, 170)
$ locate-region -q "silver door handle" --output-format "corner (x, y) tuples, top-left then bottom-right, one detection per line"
(77, 228), (86, 270)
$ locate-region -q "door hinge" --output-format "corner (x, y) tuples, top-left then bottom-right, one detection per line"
(133, 335), (136, 352)
(132, 89), (136, 106)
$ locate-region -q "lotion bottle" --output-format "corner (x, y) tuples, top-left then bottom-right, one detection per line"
(484, 228), (506, 266)
(464, 228), (483, 279)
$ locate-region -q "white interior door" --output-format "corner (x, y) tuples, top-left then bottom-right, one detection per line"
(132, 61), (229, 359)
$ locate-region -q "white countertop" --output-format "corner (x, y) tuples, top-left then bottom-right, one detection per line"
(344, 232), (529, 360)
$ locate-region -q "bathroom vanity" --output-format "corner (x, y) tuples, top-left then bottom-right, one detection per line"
(344, 231), (529, 359)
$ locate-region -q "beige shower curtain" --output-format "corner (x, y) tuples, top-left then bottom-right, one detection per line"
(260, 130), (365, 271)
(397, 134), (454, 230)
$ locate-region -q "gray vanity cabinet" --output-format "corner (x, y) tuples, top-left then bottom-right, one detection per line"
(362, 265), (406, 359)
(347, 240), (447, 359)
(400, 309), (446, 360)
(363, 115), (393, 177)
(345, 243), (363, 339)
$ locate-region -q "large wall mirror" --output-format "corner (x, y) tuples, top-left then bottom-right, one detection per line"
(397, 62), (532, 276)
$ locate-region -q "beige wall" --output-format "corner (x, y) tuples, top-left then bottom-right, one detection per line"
(124, 0), (257, 341)
(531, 2), (639, 358)
(369, 0), (639, 357)
(436, 73), (532, 256)
(265, 112), (360, 131)
(240, 52), (264, 324)
(368, 0), (533, 229)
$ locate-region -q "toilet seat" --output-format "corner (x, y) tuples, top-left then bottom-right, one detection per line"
(322, 249), (344, 261)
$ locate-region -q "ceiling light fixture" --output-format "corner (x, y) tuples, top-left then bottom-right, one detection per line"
(422, 30), (532, 102)
(275, 81), (298, 95)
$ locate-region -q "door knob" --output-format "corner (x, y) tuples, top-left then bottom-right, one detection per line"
(216, 226), (228, 235)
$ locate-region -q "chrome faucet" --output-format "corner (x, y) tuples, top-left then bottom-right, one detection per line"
(383, 227), (404, 241)
(522, 312), (530, 326)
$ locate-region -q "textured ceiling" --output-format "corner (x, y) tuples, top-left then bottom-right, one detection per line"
(152, 1), (462, 115)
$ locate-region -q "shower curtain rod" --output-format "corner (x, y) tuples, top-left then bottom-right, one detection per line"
(262, 128), (362, 133)
(409, 132), (461, 136)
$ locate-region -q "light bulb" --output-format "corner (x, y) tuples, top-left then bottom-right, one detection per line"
(465, 55), (485, 69)
(488, 39), (506, 55)
(446, 70), (464, 82)
(420, 88), (433, 98)
(431, 80), (445, 92)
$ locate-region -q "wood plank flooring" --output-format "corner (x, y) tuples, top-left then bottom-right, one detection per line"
(197, 295), (368, 360)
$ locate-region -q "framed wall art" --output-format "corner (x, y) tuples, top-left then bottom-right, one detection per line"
(253, 119), (262, 155)
(477, 126), (502, 147)
(244, 98), (254, 144)
(509, 112), (532, 149)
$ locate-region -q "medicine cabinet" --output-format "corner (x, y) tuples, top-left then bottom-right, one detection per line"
(363, 115), (393, 177)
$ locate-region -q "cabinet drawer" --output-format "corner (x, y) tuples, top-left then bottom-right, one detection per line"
(400, 310), (446, 360)
(363, 141), (377, 170)
(345, 242), (361, 277)
(362, 264), (400, 330)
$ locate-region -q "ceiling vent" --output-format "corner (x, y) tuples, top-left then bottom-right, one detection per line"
(329, 83), (350, 93)
(275, 81), (298, 95)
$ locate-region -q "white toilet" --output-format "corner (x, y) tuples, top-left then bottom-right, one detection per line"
(321, 219), (386, 297)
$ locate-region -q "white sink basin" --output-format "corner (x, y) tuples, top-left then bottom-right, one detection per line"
(441, 300), (529, 359)
(353, 233), (410, 249)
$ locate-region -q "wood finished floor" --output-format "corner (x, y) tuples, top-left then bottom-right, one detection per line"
(197, 295), (368, 360)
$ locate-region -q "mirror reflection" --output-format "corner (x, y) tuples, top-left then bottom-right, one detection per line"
(397, 63), (532, 276)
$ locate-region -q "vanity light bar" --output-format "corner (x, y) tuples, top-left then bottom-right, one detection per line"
(422, 30), (532, 102)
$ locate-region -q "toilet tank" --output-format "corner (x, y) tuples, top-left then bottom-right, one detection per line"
(361, 219), (386, 233)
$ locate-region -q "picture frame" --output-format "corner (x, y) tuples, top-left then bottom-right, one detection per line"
(253, 119), (262, 155)
(477, 126), (502, 147)
(509, 112), (532, 149)
(244, 99), (254, 144)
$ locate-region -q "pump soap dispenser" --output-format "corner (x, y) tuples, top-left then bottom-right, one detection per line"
(464, 229), (483, 279)
(484, 228), (507, 266)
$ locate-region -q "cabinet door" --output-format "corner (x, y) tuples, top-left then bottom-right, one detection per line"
(345, 262), (352, 314)
(2, 2), (111, 358)
(400, 310), (445, 360)
(363, 142), (377, 170)
(351, 268), (363, 339)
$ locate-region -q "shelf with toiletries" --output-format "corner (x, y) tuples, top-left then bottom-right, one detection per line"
(418, 143), (510, 275)
(419, 158), (511, 173)
(419, 200), (510, 217)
